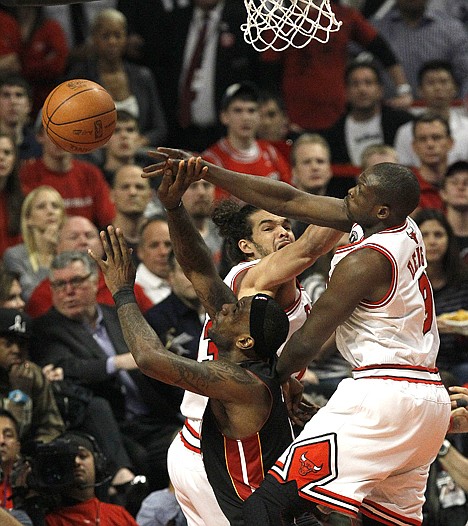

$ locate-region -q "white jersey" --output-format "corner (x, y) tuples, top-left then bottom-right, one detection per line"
(331, 217), (440, 373)
(180, 259), (312, 452)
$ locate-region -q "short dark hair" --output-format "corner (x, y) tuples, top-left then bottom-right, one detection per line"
(445, 160), (468, 180)
(0, 409), (20, 438)
(370, 162), (420, 219)
(345, 60), (382, 86)
(0, 74), (32, 99)
(116, 109), (139, 129)
(220, 82), (260, 111)
(0, 266), (21, 305)
(417, 60), (456, 87)
(212, 201), (260, 265)
(412, 111), (451, 138)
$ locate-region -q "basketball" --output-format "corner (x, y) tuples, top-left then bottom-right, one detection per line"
(42, 79), (116, 154)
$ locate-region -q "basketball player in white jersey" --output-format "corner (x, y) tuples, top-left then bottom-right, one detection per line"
(167, 192), (340, 525)
(143, 154), (452, 526)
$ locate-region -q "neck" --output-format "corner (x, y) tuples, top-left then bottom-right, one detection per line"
(97, 56), (122, 72)
(426, 261), (447, 289)
(0, 121), (23, 144)
(67, 487), (95, 501)
(446, 206), (468, 236)
(419, 163), (447, 186)
(191, 215), (208, 233)
(349, 105), (380, 122)
(43, 153), (72, 172)
(113, 213), (145, 243)
(228, 135), (255, 151)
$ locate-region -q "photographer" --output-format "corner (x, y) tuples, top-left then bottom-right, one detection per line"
(43, 432), (137, 526)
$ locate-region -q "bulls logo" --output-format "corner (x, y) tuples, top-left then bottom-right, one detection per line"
(299, 453), (322, 476)
(407, 227), (418, 243)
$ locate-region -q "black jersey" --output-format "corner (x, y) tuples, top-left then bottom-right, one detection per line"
(201, 358), (294, 525)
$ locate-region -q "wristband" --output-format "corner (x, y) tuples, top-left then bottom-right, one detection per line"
(396, 83), (412, 96)
(164, 201), (182, 212)
(113, 286), (136, 309)
(438, 439), (451, 458)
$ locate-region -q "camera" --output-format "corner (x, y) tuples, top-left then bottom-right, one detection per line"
(25, 437), (79, 493)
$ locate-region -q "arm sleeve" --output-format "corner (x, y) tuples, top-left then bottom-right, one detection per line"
(365, 34), (398, 68)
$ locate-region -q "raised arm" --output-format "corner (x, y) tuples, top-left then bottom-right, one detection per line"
(276, 248), (392, 382)
(144, 149), (353, 232)
(89, 226), (265, 405)
(158, 158), (235, 318)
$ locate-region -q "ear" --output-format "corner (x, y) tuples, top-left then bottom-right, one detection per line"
(238, 238), (254, 257)
(235, 334), (255, 351)
(376, 205), (390, 220)
(220, 110), (229, 127)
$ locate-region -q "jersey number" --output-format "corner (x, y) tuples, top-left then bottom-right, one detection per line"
(418, 273), (434, 334)
(203, 320), (218, 360)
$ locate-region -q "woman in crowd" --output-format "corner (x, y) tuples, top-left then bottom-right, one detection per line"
(0, 132), (23, 257)
(414, 208), (468, 383)
(3, 185), (65, 301)
(68, 8), (167, 149)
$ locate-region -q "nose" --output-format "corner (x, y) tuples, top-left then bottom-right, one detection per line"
(12, 297), (25, 310)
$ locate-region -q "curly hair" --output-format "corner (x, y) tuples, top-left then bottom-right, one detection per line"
(211, 201), (259, 265)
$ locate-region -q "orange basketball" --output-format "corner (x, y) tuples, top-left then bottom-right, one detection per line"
(42, 79), (116, 154)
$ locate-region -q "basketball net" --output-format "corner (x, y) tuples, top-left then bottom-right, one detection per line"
(242, 0), (342, 52)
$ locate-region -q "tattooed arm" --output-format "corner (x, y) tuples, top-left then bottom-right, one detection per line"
(89, 226), (265, 405)
(158, 158), (235, 319)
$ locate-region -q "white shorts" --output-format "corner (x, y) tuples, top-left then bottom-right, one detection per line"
(167, 428), (229, 526)
(270, 376), (451, 525)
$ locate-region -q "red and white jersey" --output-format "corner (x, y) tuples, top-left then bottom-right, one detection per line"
(180, 259), (311, 452)
(331, 217), (440, 374)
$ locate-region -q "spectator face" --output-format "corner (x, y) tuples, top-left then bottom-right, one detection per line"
(169, 260), (198, 302)
(93, 18), (127, 62)
(419, 218), (448, 265)
(0, 84), (31, 128)
(412, 121), (453, 168)
(258, 99), (288, 142)
(442, 170), (468, 212)
(0, 136), (16, 192)
(182, 181), (215, 220)
(0, 415), (20, 472)
(50, 261), (98, 320)
(0, 337), (25, 370)
(346, 67), (383, 112)
(57, 217), (103, 258)
(38, 131), (72, 164)
(112, 165), (152, 217)
(363, 151), (398, 169)
(419, 69), (457, 110)
(73, 446), (96, 487)
(241, 210), (294, 259)
(106, 119), (140, 160)
(292, 142), (332, 193)
(137, 221), (172, 279)
(0, 279), (25, 311)
(25, 188), (64, 234)
(221, 100), (260, 142)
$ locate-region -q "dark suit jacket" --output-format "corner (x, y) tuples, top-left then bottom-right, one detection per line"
(30, 304), (183, 426)
(324, 105), (413, 164)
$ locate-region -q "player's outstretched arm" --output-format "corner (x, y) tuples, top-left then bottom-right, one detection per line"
(89, 226), (265, 404)
(158, 158), (235, 319)
(144, 148), (352, 232)
(276, 248), (392, 382)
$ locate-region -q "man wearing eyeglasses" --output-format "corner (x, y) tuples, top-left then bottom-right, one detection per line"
(29, 251), (184, 494)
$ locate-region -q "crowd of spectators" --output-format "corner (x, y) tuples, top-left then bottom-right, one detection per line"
(1, 0), (468, 524)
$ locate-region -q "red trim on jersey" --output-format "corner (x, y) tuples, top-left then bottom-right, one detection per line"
(229, 260), (258, 295)
(354, 364), (439, 373)
(361, 498), (421, 526)
(180, 431), (201, 454)
(180, 419), (202, 453)
(297, 485), (361, 517)
(224, 434), (265, 501)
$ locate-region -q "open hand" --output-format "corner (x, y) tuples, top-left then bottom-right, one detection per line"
(88, 226), (136, 296)
(143, 147), (195, 181)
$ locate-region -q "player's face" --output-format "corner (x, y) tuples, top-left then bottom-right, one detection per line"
(50, 261), (98, 321)
(0, 85), (31, 126)
(419, 219), (448, 264)
(1, 280), (25, 311)
(209, 296), (252, 346)
(73, 446), (96, 487)
(419, 70), (457, 110)
(0, 415), (20, 470)
(93, 19), (127, 61)
(221, 100), (260, 141)
(346, 67), (383, 111)
(243, 210), (294, 259)
(0, 136), (16, 191)
(344, 172), (381, 227)
(137, 221), (172, 279)
(442, 171), (468, 211)
(182, 180), (215, 219)
(112, 166), (152, 216)
(258, 100), (288, 141)
(412, 121), (453, 168)
(26, 189), (64, 232)
(57, 217), (103, 257)
(292, 142), (332, 194)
